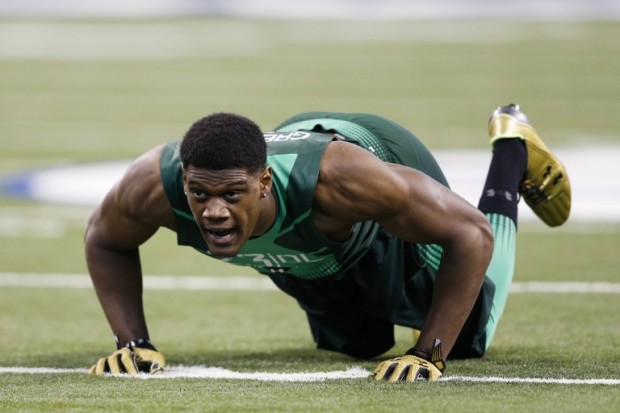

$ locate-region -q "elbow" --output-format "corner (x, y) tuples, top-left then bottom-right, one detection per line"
(84, 209), (100, 249)
(446, 210), (494, 277)
(84, 216), (100, 264)
(475, 212), (494, 268)
(84, 208), (110, 261)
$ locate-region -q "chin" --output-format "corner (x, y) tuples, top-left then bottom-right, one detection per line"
(206, 243), (243, 258)
(210, 249), (238, 258)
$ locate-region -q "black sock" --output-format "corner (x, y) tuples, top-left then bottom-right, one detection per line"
(477, 139), (527, 225)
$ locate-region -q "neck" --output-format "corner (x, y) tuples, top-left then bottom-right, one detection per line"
(252, 192), (276, 236)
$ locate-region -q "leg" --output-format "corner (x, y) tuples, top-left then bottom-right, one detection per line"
(268, 226), (413, 360)
(478, 103), (572, 350)
(268, 271), (397, 360)
(476, 139), (525, 348)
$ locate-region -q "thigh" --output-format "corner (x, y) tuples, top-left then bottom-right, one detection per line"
(269, 272), (396, 359)
(267, 227), (411, 359)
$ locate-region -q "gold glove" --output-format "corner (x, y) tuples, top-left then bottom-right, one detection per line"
(374, 338), (445, 382)
(90, 338), (166, 376)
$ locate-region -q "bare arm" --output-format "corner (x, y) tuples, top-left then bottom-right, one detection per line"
(313, 141), (494, 358)
(84, 144), (175, 346)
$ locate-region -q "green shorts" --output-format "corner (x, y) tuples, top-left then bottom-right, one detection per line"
(269, 112), (495, 359)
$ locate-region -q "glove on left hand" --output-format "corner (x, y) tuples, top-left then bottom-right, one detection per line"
(373, 338), (445, 383)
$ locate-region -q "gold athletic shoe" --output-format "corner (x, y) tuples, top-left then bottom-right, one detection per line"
(488, 104), (571, 227)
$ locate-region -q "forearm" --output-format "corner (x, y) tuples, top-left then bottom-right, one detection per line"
(415, 225), (493, 357)
(86, 244), (150, 345)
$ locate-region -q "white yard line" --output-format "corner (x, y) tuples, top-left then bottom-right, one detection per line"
(1, 273), (619, 293)
(0, 366), (617, 385)
(0, 367), (88, 375)
(0, 366), (369, 382)
(443, 376), (620, 385)
(0, 273), (277, 290)
(132, 366), (372, 381)
(509, 281), (620, 294)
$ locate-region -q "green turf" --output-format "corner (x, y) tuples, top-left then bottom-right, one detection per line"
(0, 288), (618, 412)
(1, 18), (619, 413)
(1, 375), (616, 413)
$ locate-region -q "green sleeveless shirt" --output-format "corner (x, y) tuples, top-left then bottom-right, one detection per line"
(159, 131), (379, 280)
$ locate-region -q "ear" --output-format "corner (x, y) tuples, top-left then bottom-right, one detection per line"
(181, 164), (188, 192)
(260, 166), (273, 194)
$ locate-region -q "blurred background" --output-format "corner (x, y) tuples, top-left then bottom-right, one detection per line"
(0, 0), (619, 273)
(1, 0), (619, 20)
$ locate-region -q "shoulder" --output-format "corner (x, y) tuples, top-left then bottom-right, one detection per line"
(110, 144), (175, 228)
(320, 139), (371, 167)
(116, 145), (164, 200)
(318, 140), (407, 195)
(313, 140), (408, 228)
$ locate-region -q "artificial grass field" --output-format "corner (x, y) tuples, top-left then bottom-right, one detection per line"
(0, 18), (619, 412)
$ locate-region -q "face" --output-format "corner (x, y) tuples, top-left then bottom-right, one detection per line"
(183, 165), (273, 258)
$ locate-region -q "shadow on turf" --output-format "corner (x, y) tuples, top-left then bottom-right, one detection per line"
(167, 348), (378, 372)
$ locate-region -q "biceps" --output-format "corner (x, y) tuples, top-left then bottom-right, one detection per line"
(317, 142), (483, 244)
(378, 168), (480, 245)
(85, 193), (158, 252)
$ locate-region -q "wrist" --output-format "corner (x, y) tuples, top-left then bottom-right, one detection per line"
(405, 338), (446, 372)
(405, 346), (432, 361)
(115, 335), (157, 351)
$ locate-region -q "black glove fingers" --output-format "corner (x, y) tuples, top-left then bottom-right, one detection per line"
(396, 365), (411, 382)
(102, 359), (111, 374)
(382, 362), (398, 381)
(116, 353), (128, 374)
(136, 360), (152, 373)
(413, 366), (430, 381)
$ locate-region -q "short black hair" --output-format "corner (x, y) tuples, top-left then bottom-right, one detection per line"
(180, 112), (266, 174)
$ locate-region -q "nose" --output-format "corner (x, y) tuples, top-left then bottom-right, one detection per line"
(202, 198), (230, 221)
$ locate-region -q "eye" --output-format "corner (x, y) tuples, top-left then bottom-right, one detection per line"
(190, 190), (207, 201)
(224, 191), (241, 202)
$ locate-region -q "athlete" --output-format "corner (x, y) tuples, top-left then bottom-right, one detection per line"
(86, 104), (571, 382)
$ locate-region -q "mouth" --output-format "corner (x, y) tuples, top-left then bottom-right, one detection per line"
(204, 227), (238, 250)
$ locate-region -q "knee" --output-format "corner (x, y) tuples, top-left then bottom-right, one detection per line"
(317, 335), (394, 360)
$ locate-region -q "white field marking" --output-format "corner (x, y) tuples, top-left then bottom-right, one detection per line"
(0, 367), (88, 375)
(509, 282), (620, 294)
(0, 273), (277, 291)
(1, 366), (618, 385)
(444, 376), (620, 385)
(0, 366), (371, 382)
(133, 366), (372, 381)
(1, 273), (620, 294)
(0, 20), (529, 61)
(0, 216), (66, 238)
